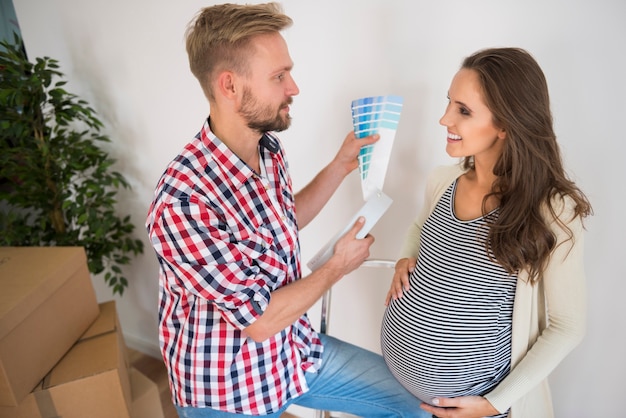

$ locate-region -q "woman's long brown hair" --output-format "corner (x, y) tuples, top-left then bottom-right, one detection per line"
(461, 47), (592, 282)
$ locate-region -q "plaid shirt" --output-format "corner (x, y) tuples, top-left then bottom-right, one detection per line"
(146, 119), (323, 414)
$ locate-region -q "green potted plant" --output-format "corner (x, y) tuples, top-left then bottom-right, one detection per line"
(0, 35), (143, 295)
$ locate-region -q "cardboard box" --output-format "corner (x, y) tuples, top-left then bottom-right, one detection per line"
(0, 301), (132, 418)
(129, 368), (164, 418)
(0, 246), (99, 406)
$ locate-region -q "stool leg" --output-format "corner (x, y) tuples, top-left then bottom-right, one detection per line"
(316, 289), (332, 416)
(320, 289), (332, 334)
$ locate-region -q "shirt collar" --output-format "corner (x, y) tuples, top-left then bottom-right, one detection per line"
(199, 118), (280, 190)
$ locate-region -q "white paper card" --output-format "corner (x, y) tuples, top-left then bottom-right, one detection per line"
(307, 190), (393, 271)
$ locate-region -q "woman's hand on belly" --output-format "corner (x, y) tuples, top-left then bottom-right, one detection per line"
(385, 257), (417, 305)
(420, 395), (499, 418)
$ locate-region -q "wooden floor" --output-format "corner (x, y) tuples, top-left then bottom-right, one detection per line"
(128, 348), (301, 418)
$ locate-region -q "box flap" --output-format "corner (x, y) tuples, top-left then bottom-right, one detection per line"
(44, 332), (120, 387)
(0, 247), (88, 338)
(79, 300), (117, 341)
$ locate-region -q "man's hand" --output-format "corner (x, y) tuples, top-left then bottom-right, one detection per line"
(326, 216), (375, 277)
(331, 131), (380, 177)
(293, 131), (379, 228)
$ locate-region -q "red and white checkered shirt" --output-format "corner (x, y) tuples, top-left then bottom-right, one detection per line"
(146, 119), (323, 414)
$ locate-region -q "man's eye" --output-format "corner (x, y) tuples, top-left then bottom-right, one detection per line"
(277, 74), (285, 81)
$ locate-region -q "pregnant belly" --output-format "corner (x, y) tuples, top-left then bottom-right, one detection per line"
(380, 298), (508, 403)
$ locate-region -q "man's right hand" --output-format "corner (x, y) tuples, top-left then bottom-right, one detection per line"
(326, 216), (375, 279)
(245, 217), (374, 342)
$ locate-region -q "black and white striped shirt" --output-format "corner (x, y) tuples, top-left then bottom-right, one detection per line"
(381, 180), (515, 418)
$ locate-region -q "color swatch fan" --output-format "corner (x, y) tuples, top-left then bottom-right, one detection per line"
(307, 96), (402, 271)
(351, 95), (404, 201)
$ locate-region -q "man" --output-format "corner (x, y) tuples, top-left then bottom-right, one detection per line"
(146, 3), (428, 417)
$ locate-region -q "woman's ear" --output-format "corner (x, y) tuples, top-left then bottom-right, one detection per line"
(498, 128), (506, 140)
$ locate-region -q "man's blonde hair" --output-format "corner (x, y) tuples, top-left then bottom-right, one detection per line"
(185, 2), (293, 100)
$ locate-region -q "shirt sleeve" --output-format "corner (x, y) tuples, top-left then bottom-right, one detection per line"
(149, 196), (274, 329)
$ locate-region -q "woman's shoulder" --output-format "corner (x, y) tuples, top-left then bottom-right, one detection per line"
(543, 193), (580, 221)
(421, 163), (466, 205)
(427, 163), (466, 186)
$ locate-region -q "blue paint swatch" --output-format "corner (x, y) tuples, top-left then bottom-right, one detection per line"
(351, 95), (404, 182)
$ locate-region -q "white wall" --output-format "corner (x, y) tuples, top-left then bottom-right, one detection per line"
(12, 0), (625, 417)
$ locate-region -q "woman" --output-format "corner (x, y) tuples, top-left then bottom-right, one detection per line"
(381, 47), (591, 418)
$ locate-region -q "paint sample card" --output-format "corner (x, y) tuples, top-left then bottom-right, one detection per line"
(351, 95), (403, 201)
(307, 190), (393, 272)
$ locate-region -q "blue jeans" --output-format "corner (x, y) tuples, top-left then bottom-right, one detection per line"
(176, 334), (430, 417)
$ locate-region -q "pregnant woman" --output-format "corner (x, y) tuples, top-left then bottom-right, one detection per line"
(381, 47), (591, 418)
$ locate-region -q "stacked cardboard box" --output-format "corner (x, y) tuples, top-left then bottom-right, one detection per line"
(0, 247), (164, 418)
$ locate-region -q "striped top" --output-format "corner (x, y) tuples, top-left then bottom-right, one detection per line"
(381, 180), (516, 418)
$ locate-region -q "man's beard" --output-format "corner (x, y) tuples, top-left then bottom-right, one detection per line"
(239, 86), (292, 133)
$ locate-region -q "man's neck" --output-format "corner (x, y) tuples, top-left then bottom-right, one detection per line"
(209, 114), (263, 173)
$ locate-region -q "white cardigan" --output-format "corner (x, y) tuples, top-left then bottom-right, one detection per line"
(400, 164), (587, 418)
